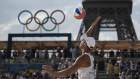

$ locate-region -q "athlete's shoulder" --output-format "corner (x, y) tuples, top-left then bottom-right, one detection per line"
(77, 53), (89, 60)
(75, 53), (90, 67)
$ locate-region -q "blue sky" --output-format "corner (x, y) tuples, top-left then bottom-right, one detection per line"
(0, 0), (140, 41)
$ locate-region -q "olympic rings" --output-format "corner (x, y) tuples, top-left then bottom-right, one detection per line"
(18, 10), (65, 32)
(50, 10), (65, 24)
(26, 17), (41, 32)
(42, 17), (57, 31)
(34, 10), (49, 25)
(18, 10), (33, 25)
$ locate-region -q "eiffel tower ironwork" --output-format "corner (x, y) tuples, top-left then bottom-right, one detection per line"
(77, 0), (138, 41)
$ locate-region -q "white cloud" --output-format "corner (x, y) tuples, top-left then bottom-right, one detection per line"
(0, 19), (19, 32)
(135, 11), (139, 15)
(132, 19), (140, 40)
(133, 0), (140, 6)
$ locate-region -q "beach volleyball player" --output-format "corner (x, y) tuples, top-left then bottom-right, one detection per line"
(42, 16), (101, 79)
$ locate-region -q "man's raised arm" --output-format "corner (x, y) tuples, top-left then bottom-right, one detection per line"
(86, 16), (101, 37)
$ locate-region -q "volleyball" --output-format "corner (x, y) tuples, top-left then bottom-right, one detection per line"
(74, 7), (86, 19)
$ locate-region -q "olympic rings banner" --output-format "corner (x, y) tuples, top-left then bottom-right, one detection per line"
(18, 10), (65, 32)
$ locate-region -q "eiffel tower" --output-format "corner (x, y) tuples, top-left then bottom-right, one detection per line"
(77, 0), (138, 41)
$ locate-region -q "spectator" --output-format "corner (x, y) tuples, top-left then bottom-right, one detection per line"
(116, 49), (120, 57)
(13, 50), (18, 58)
(28, 66), (34, 76)
(35, 50), (39, 58)
(41, 70), (46, 79)
(72, 46), (76, 59)
(110, 48), (114, 58)
(130, 47), (135, 58)
(25, 48), (31, 63)
(112, 58), (117, 67)
(57, 47), (62, 58)
(130, 63), (137, 71)
(107, 60), (113, 79)
(126, 59), (130, 69)
(63, 47), (68, 58)
(137, 47), (140, 57)
(45, 49), (49, 59)
(75, 44), (81, 58)
(126, 69), (131, 79)
(120, 57), (125, 72)
(94, 47), (99, 56)
(99, 49), (104, 58)
(39, 50), (43, 58)
(31, 48), (36, 58)
(51, 52), (57, 67)
(70, 46), (73, 57)
(9, 57), (14, 64)
(0, 50), (2, 63)
(0, 65), (5, 73)
(137, 61), (140, 70)
(114, 63), (119, 79)
(19, 68), (26, 76)
(10, 71), (17, 79)
(25, 48), (31, 56)
(3, 47), (8, 59)
(122, 49), (128, 58)
(57, 63), (63, 71)
(42, 50), (46, 59)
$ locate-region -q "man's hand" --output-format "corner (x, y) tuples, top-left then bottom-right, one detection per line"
(42, 65), (53, 73)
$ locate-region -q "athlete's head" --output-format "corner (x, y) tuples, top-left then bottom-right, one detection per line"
(80, 34), (95, 50)
(79, 39), (87, 50)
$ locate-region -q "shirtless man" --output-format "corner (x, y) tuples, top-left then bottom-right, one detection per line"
(42, 16), (101, 79)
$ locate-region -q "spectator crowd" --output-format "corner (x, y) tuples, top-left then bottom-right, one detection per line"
(0, 46), (140, 79)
